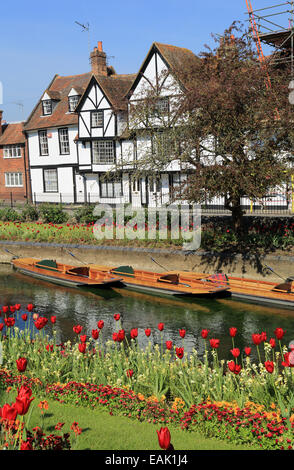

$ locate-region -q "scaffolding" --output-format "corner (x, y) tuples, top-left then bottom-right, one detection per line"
(245, 1), (294, 76)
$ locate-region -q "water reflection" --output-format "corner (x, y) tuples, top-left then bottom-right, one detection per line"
(0, 264), (293, 363)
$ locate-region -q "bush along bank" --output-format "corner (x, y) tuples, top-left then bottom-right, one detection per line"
(1, 304), (294, 449)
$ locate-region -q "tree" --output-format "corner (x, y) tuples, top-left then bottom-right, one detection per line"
(123, 23), (294, 233)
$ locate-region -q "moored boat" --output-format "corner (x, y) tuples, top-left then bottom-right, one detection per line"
(12, 258), (124, 289)
(91, 264), (231, 298)
(172, 271), (294, 309)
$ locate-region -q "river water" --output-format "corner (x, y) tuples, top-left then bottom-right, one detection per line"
(0, 264), (294, 362)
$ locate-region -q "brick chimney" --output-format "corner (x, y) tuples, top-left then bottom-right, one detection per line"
(90, 41), (107, 76)
(0, 110), (3, 137)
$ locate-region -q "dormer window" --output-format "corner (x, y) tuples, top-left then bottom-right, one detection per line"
(42, 100), (52, 116)
(68, 95), (80, 113)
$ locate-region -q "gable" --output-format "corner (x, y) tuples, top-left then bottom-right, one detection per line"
(129, 45), (183, 102)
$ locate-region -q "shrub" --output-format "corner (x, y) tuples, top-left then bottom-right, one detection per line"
(38, 204), (68, 224)
(0, 208), (21, 222)
(21, 204), (39, 222)
(74, 205), (97, 224)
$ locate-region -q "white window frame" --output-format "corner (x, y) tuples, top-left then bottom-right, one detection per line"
(68, 95), (80, 113)
(100, 177), (122, 198)
(42, 100), (52, 116)
(91, 111), (104, 128)
(3, 145), (22, 158)
(44, 168), (58, 193)
(58, 128), (70, 155)
(39, 130), (49, 156)
(92, 140), (115, 164)
(5, 172), (23, 187)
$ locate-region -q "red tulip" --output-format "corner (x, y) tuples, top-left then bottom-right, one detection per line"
(209, 338), (220, 349)
(252, 334), (262, 346)
(244, 347), (251, 356)
(201, 329), (209, 339)
(145, 328), (151, 337)
(16, 357), (27, 372)
(228, 361), (242, 375)
(0, 323), (4, 331)
(274, 328), (285, 341)
(92, 329), (99, 340)
(261, 331), (267, 342)
(46, 344), (53, 352)
(73, 325), (83, 335)
(0, 403), (18, 421)
(4, 317), (15, 327)
(21, 314), (28, 321)
(112, 332), (118, 342)
(126, 369), (134, 378)
(34, 317), (48, 330)
(27, 304), (34, 312)
(114, 314), (120, 321)
(117, 329), (125, 342)
(15, 304), (21, 311)
(80, 335), (87, 343)
(175, 347), (184, 359)
(2, 306), (9, 314)
(282, 352), (294, 368)
(269, 338), (276, 349)
(50, 315), (56, 324)
(78, 343), (86, 353)
(97, 320), (104, 329)
(158, 323), (164, 332)
(130, 328), (138, 339)
(15, 394), (34, 416)
(230, 348), (240, 358)
(166, 341), (173, 350)
(17, 385), (33, 401)
(264, 361), (274, 374)
(157, 427), (172, 450)
(229, 327), (237, 337)
(9, 306), (15, 314)
(179, 329), (186, 339)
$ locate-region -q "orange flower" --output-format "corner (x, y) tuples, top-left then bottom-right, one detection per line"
(38, 400), (49, 410)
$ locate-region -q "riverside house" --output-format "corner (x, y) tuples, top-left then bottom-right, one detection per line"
(0, 111), (31, 204)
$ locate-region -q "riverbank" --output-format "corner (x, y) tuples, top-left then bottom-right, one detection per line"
(0, 239), (293, 282)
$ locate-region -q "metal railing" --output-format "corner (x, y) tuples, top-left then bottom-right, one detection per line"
(0, 191), (293, 216)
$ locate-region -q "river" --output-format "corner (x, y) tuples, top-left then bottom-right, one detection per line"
(0, 264), (294, 362)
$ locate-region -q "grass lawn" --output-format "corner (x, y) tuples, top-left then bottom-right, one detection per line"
(0, 390), (256, 451)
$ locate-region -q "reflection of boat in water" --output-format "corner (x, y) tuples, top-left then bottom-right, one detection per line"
(12, 258), (124, 289)
(216, 297), (294, 317)
(92, 265), (231, 299)
(112, 286), (211, 312)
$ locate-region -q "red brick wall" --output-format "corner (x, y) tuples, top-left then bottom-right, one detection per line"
(0, 140), (32, 203)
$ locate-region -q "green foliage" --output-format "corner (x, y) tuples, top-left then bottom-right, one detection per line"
(21, 204), (39, 222)
(38, 203), (68, 224)
(74, 205), (97, 224)
(0, 208), (21, 222)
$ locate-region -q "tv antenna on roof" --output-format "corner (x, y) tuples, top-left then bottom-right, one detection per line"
(75, 20), (91, 56)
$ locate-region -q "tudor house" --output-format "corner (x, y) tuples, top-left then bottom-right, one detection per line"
(0, 110), (31, 203)
(23, 41), (202, 207)
(73, 41), (199, 207)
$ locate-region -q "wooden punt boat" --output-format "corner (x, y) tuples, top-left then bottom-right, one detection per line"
(12, 258), (124, 289)
(90, 265), (231, 298)
(169, 271), (294, 309)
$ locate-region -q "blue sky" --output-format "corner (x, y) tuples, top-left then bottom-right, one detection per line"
(0, 0), (284, 121)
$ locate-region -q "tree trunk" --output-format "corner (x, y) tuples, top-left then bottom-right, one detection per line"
(225, 196), (245, 234)
(231, 201), (245, 234)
